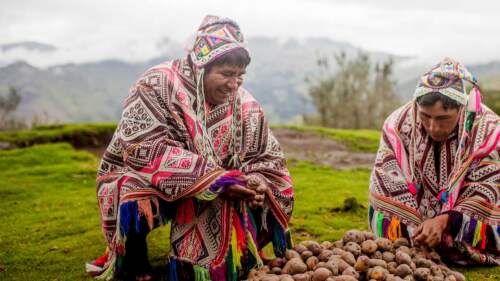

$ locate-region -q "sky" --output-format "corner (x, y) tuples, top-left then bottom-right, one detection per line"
(1, 0), (499, 67)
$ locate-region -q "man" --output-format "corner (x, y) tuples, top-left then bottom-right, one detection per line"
(369, 58), (499, 265)
(87, 15), (294, 280)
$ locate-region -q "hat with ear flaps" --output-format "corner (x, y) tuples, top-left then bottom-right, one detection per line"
(184, 15), (250, 168)
(413, 57), (482, 132)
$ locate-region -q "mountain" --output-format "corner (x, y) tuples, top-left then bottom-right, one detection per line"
(1, 38), (499, 124)
(0, 41), (57, 53)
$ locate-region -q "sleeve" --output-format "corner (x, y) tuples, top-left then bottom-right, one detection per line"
(115, 70), (225, 202)
(368, 114), (423, 240)
(443, 151), (500, 258)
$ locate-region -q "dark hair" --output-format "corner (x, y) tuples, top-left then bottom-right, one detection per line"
(416, 92), (462, 110)
(204, 48), (251, 73)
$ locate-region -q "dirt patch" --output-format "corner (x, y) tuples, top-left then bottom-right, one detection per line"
(273, 128), (375, 169)
(82, 128), (376, 170)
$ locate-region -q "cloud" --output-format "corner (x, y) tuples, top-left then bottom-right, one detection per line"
(1, 0), (499, 66)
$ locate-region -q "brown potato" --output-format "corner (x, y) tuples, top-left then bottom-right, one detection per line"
(312, 267), (332, 281)
(343, 242), (362, 256)
(260, 274), (281, 281)
(369, 258), (387, 268)
(341, 267), (359, 279)
(332, 248), (346, 256)
(370, 266), (388, 281)
(332, 275), (358, 281)
(343, 230), (365, 244)
(382, 251), (395, 263)
(321, 241), (334, 250)
(449, 271), (465, 281)
(372, 251), (384, 260)
(270, 257), (286, 268)
(395, 251), (412, 265)
(283, 258), (308, 275)
(413, 268), (431, 281)
(395, 264), (412, 278)
(293, 273), (311, 281)
(286, 250), (301, 260)
(361, 239), (378, 254)
(280, 275), (294, 281)
(387, 262), (398, 274)
(354, 255), (370, 272)
(397, 246), (411, 255)
(340, 251), (356, 266)
(301, 250), (314, 260)
(415, 257), (432, 268)
(294, 244), (309, 254)
(393, 238), (410, 248)
(272, 267), (283, 274)
(308, 242), (323, 255)
(318, 250), (334, 262)
(306, 256), (319, 271)
(375, 238), (393, 252)
(333, 240), (344, 248)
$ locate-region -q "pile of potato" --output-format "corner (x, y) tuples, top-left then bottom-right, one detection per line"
(248, 230), (465, 281)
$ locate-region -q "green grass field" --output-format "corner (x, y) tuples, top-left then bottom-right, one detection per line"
(0, 143), (497, 280)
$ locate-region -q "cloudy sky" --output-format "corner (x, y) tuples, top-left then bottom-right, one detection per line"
(1, 0), (499, 67)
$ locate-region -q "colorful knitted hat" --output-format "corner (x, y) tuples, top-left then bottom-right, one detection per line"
(189, 15), (249, 67)
(414, 58), (480, 110)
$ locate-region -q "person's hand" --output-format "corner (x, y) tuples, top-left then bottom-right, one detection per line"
(223, 181), (256, 201)
(413, 214), (449, 248)
(245, 175), (268, 209)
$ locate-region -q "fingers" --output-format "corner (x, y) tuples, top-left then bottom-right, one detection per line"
(226, 184), (256, 198)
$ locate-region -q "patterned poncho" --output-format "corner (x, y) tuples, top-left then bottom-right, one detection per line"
(369, 59), (499, 265)
(88, 16), (294, 280)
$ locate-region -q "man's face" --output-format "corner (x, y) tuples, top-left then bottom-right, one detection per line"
(417, 100), (460, 142)
(203, 64), (246, 105)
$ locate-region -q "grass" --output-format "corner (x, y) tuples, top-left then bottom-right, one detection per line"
(0, 123), (116, 148)
(0, 144), (497, 280)
(274, 125), (381, 153)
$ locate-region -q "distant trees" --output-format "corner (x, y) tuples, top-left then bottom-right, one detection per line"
(0, 86), (25, 130)
(306, 52), (400, 129)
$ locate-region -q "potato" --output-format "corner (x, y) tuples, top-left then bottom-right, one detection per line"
(397, 246), (411, 255)
(294, 244), (309, 254)
(260, 274), (281, 281)
(372, 251), (383, 260)
(403, 275), (415, 281)
(413, 268), (430, 281)
(343, 242), (362, 256)
(293, 273), (311, 281)
(286, 250), (301, 260)
(387, 262), (398, 274)
(321, 241), (334, 250)
(375, 238), (393, 252)
(314, 262), (326, 270)
(332, 248), (346, 256)
(318, 250), (334, 262)
(361, 239), (378, 254)
(382, 251), (395, 263)
(429, 251), (441, 263)
(307, 241), (323, 255)
(280, 275), (294, 281)
(393, 238), (410, 248)
(354, 255), (370, 272)
(369, 258), (387, 268)
(324, 260), (340, 276)
(370, 266), (388, 281)
(270, 257), (286, 268)
(326, 258), (345, 274)
(283, 258), (308, 275)
(340, 251), (356, 266)
(301, 250), (314, 260)
(341, 266), (359, 279)
(332, 276), (358, 281)
(333, 240), (344, 248)
(449, 271), (465, 281)
(395, 251), (412, 265)
(272, 267), (283, 274)
(395, 264), (412, 278)
(312, 267), (332, 281)
(415, 257), (432, 268)
(444, 275), (457, 281)
(306, 256), (319, 270)
(343, 230), (365, 244)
